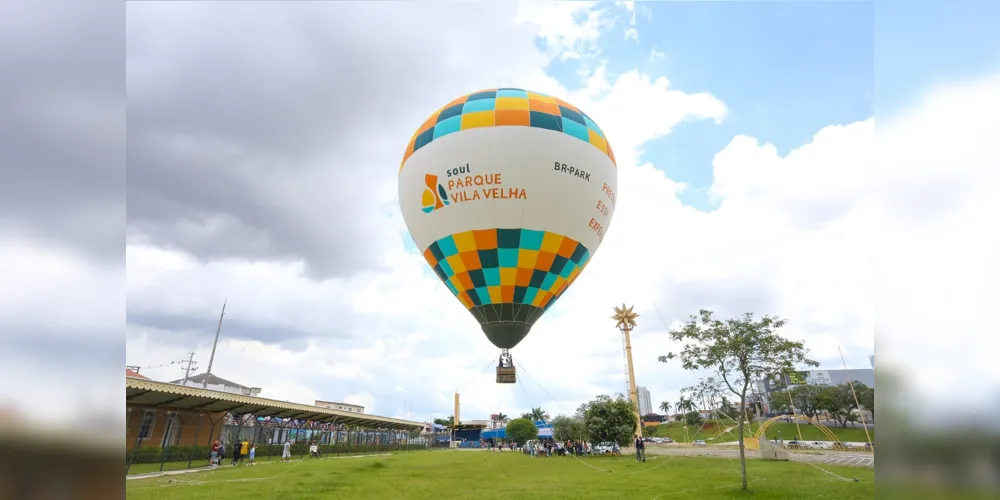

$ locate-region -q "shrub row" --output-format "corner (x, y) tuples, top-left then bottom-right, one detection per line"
(126, 442), (414, 464)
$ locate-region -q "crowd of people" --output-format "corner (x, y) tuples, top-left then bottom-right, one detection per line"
(482, 435), (647, 462)
(208, 437), (313, 468)
(210, 439), (258, 468)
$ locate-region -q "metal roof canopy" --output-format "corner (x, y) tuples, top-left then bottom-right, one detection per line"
(126, 377), (423, 430)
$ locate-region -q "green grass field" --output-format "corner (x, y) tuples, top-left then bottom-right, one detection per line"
(646, 420), (874, 444)
(126, 449), (874, 499)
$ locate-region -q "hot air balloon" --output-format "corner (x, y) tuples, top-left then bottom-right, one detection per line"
(398, 88), (618, 383)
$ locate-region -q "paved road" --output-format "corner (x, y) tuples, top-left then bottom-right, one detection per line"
(646, 446), (874, 468)
(792, 451), (874, 468)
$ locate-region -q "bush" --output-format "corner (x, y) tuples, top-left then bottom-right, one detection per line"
(125, 441), (408, 464)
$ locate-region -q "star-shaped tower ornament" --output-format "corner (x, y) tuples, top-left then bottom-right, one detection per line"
(611, 303), (640, 331)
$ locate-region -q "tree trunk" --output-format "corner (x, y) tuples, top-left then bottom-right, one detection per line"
(738, 385), (748, 490)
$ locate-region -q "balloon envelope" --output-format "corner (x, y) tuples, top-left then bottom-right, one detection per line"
(398, 88), (618, 349)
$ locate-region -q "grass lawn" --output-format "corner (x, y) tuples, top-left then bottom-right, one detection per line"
(126, 449), (875, 500)
(647, 420), (874, 444)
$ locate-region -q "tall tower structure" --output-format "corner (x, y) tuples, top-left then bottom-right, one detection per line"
(612, 304), (643, 438)
(637, 386), (652, 416)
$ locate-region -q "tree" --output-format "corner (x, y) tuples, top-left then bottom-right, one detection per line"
(495, 412), (508, 424)
(551, 415), (587, 442)
(845, 412), (859, 428)
(814, 383), (858, 428)
(854, 383), (875, 418)
(505, 418), (538, 445)
(433, 416), (454, 427)
(530, 407), (550, 421)
(519, 412), (532, 420)
(676, 396), (696, 414)
(683, 377), (724, 413)
(659, 401), (671, 415)
(683, 411), (702, 426)
(768, 384), (824, 419)
(579, 394), (639, 446)
(659, 310), (817, 491)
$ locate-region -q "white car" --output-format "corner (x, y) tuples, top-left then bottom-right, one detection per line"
(692, 440), (707, 447)
(593, 442), (621, 455)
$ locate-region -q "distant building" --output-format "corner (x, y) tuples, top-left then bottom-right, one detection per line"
(169, 373), (261, 397)
(637, 386), (652, 415)
(125, 368), (149, 380)
(314, 400), (365, 414)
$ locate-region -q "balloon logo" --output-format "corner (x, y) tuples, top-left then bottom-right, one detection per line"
(398, 88), (618, 350)
(421, 174), (450, 213)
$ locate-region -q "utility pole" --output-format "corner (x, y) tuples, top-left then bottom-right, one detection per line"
(203, 299), (227, 389)
(180, 352), (198, 386)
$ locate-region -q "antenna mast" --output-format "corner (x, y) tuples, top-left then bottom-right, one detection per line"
(203, 299), (227, 389)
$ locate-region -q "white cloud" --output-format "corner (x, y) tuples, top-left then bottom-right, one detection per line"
(515, 1), (637, 60)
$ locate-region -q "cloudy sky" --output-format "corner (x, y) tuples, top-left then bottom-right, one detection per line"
(2, 0), (998, 428)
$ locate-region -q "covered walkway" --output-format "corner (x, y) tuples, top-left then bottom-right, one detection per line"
(126, 376), (425, 474)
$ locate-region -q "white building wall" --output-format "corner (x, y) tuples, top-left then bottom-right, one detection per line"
(637, 386), (653, 415)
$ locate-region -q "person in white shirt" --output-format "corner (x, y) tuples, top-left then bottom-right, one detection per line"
(282, 440), (292, 462)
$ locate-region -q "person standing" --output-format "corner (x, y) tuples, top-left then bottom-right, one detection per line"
(232, 440), (242, 466)
(247, 443), (257, 466)
(282, 440), (292, 463)
(210, 440), (220, 468)
(634, 435), (646, 462)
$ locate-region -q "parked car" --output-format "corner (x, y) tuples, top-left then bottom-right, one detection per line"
(692, 440), (707, 447)
(593, 442), (621, 455)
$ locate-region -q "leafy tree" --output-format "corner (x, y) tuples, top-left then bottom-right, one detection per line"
(814, 384), (859, 427)
(551, 415), (587, 442)
(659, 309), (817, 491)
(495, 412), (508, 424)
(659, 401), (672, 415)
(845, 412), (859, 428)
(504, 418), (538, 445)
(432, 416), (454, 427)
(530, 407), (550, 421)
(768, 384), (824, 419)
(676, 397), (696, 414)
(854, 383), (875, 418)
(683, 410), (702, 426)
(688, 377), (724, 411)
(519, 412), (532, 420)
(673, 413), (683, 422)
(579, 394), (639, 446)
